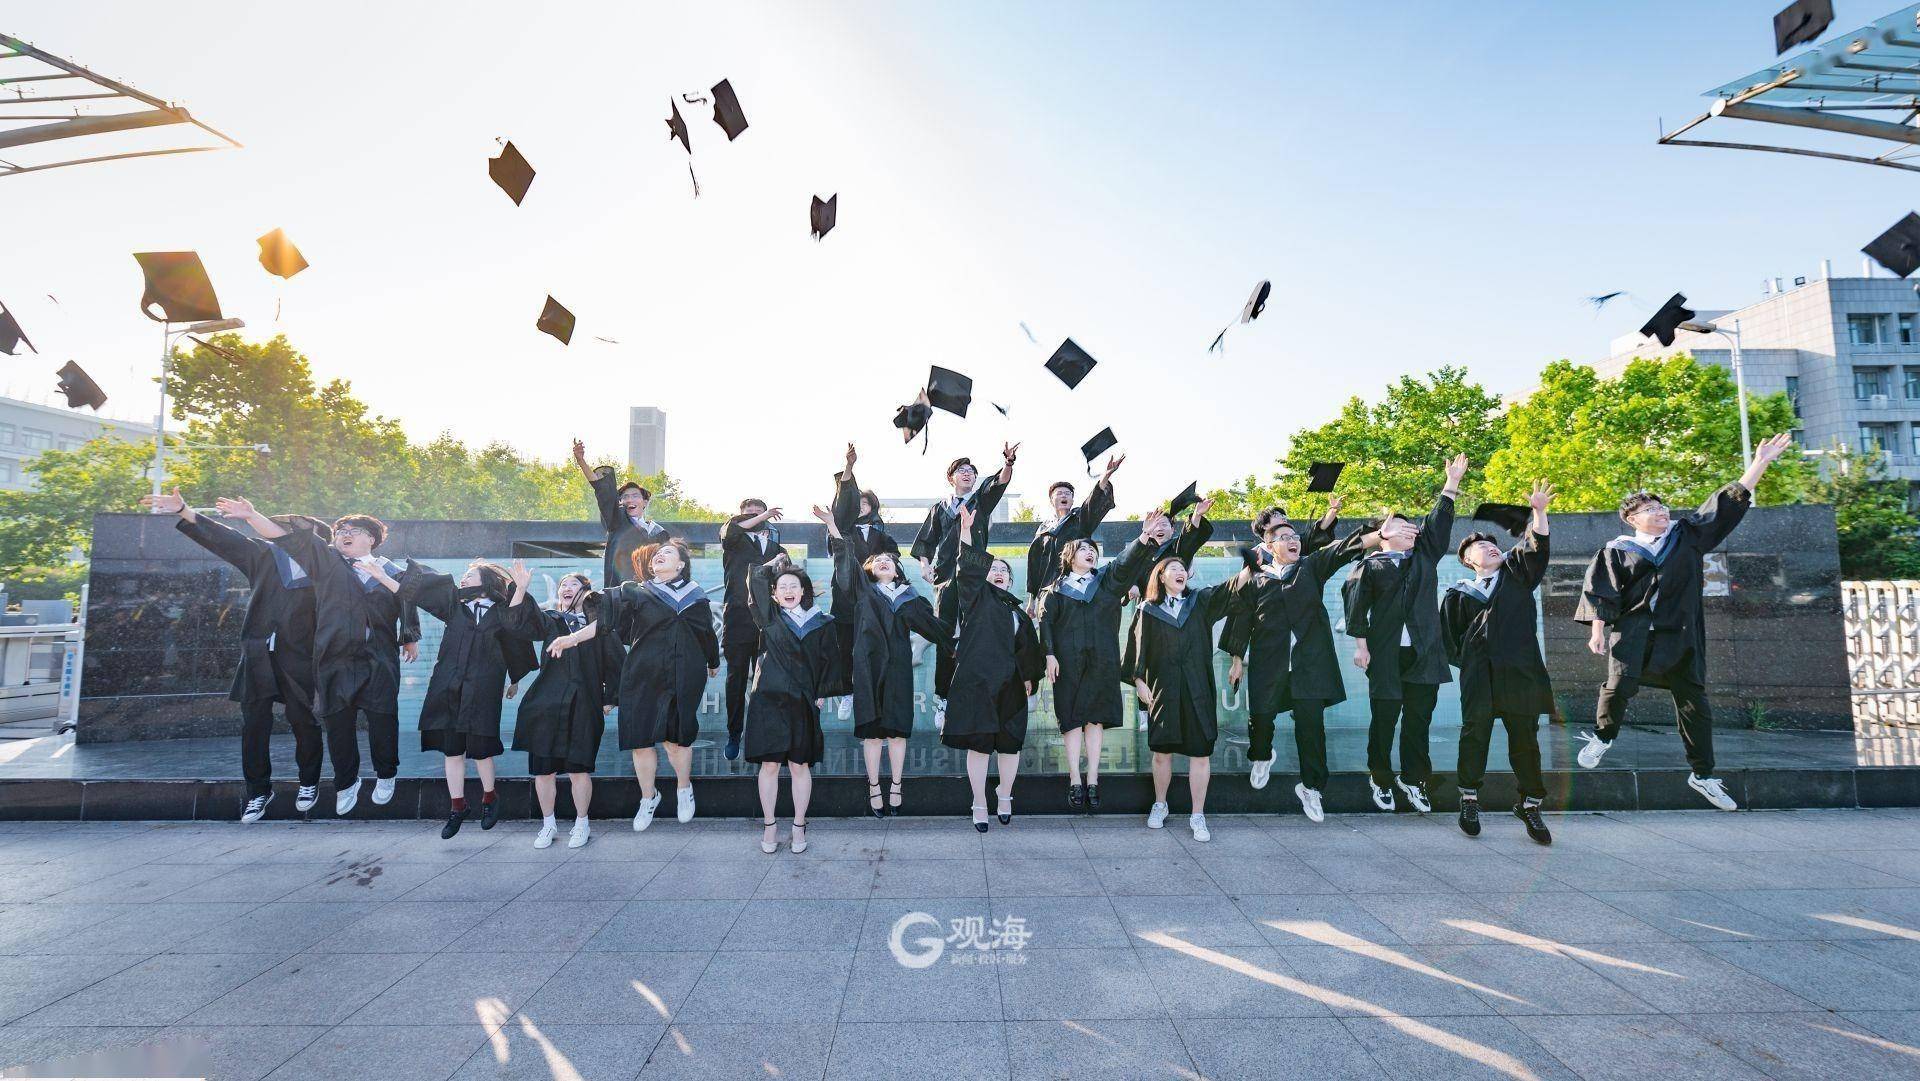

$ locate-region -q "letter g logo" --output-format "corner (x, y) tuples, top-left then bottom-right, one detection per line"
(888, 911), (944, 969)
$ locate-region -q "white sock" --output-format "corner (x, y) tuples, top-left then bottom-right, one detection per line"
(574, 815), (587, 827)
(542, 814), (557, 830)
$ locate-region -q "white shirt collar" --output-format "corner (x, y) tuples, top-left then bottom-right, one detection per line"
(1261, 559), (1298, 579)
(1063, 570), (1094, 590)
(783, 604), (820, 628)
(1633, 524), (1674, 548)
(877, 580), (909, 598)
(1162, 594), (1185, 614)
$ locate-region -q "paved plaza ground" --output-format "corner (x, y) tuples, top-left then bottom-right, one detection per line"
(6, 809), (1920, 1079)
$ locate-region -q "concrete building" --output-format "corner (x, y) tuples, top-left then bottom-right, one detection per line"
(1599, 266), (1920, 494)
(627, 406), (665, 476)
(0, 395), (155, 492)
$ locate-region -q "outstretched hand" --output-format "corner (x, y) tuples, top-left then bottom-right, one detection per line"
(1754, 432), (1793, 466)
(571, 438), (587, 465)
(1529, 479), (1555, 513)
(140, 488), (187, 516)
(1001, 441), (1021, 464)
(1140, 509), (1168, 540)
(214, 496), (256, 519)
(844, 442), (857, 471)
(1102, 453), (1126, 479)
(1191, 496), (1214, 523)
(508, 559), (532, 591)
(1444, 453), (1470, 489)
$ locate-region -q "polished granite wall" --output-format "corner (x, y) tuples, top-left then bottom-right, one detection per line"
(78, 504), (1849, 744)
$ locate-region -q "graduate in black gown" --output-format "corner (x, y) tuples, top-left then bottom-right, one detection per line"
(142, 490), (326, 823)
(552, 539), (719, 831)
(1443, 481), (1555, 845)
(1036, 516), (1156, 813)
(502, 567), (620, 850)
(941, 505), (1047, 832)
(397, 557), (539, 839)
(1573, 432), (1794, 812)
(217, 498), (420, 818)
(719, 499), (786, 761)
(1220, 510), (1383, 824)
(817, 481), (948, 818)
(1118, 498), (1215, 728)
(1024, 454), (1122, 601)
(1342, 453), (1467, 815)
(1242, 500), (1341, 567)
(573, 438), (670, 587)
(1122, 501), (1235, 843)
(829, 444), (904, 721)
(744, 555), (843, 855)
(911, 444), (1018, 725)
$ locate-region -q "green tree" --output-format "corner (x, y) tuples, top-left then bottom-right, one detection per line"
(1814, 440), (1920, 578)
(0, 438), (155, 598)
(1209, 367), (1506, 521)
(1486, 357), (1812, 510)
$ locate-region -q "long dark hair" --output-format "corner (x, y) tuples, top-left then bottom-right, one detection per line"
(1057, 538), (1099, 576)
(470, 561), (513, 603)
(1143, 556), (1187, 605)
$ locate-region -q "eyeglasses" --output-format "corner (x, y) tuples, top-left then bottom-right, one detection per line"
(334, 525), (372, 540)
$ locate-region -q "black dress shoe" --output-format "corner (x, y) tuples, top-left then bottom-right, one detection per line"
(441, 808), (468, 840)
(1457, 799), (1481, 838)
(481, 797), (500, 830)
(1086, 785), (1100, 812)
(1068, 784), (1085, 810)
(1516, 803), (1552, 846)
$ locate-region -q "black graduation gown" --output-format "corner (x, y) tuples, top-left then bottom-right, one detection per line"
(1119, 517), (1216, 597)
(501, 601), (619, 771)
(177, 515), (316, 707)
(743, 563), (843, 765)
(1441, 527), (1554, 720)
(1342, 493), (1456, 697)
(272, 528), (420, 717)
(833, 530), (948, 738)
(910, 469), (1010, 587)
(942, 547), (1045, 754)
(601, 579), (721, 748)
(1575, 483), (1750, 689)
(591, 467), (672, 587)
(719, 515), (786, 651)
(828, 467), (904, 691)
(403, 568), (539, 754)
(1245, 517), (1336, 567)
(1220, 528), (1372, 716)
(1123, 584), (1234, 757)
(1025, 477), (1115, 598)
(1037, 538), (1152, 731)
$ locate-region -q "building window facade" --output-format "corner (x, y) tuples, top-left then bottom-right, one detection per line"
(1862, 422), (1898, 454)
(1851, 314), (1886, 346)
(1785, 375), (1802, 415)
(1902, 313), (1917, 345)
(19, 428), (52, 451)
(1857, 368), (1892, 400)
(0, 423), (14, 447)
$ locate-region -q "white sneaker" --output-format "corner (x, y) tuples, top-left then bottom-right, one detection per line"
(837, 696), (852, 721)
(1575, 730), (1612, 769)
(1189, 814), (1211, 843)
(240, 793), (272, 824)
(634, 792), (661, 831)
(335, 779), (362, 816)
(1250, 753), (1275, 791)
(1395, 779), (1432, 814)
(568, 818), (592, 849)
(294, 785), (318, 813)
(677, 787), (696, 824)
(1368, 780), (1396, 812)
(372, 777), (396, 805)
(1688, 774), (1739, 811)
(533, 821), (557, 849)
(1147, 802), (1169, 829)
(1295, 783), (1325, 823)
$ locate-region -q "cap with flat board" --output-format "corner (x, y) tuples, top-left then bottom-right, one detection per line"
(991, 402), (1009, 417)
(536, 296), (575, 345)
(1080, 427), (1118, 474)
(666, 99), (692, 153)
(927, 365), (972, 417)
(1865, 213), (1920, 279)
(0, 304), (34, 356)
(1472, 501), (1531, 538)
(1305, 461), (1344, 493)
(811, 194), (837, 240)
(1773, 0), (1833, 54)
(489, 141), (535, 205)
(1209, 279), (1272, 352)
(55, 361), (106, 411)
(256, 228), (308, 280)
(1638, 293), (1695, 347)
(133, 252), (222, 323)
(894, 389), (932, 452)
(1167, 481), (1201, 519)
(1044, 338), (1097, 389)
(710, 79), (748, 140)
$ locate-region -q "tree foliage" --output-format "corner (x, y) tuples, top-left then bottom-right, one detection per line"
(1814, 440), (1920, 579)
(0, 438), (155, 597)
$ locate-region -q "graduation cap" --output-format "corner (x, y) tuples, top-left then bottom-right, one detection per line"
(1637, 293), (1694, 347)
(1773, 0), (1833, 54)
(893, 389), (932, 453)
(1864, 213), (1920, 279)
(270, 513), (332, 542)
(488, 141), (535, 205)
(991, 402), (1010, 417)
(926, 365), (972, 417)
(133, 252), (223, 323)
(1305, 461), (1344, 494)
(710, 79), (748, 140)
(0, 304), (35, 356)
(536, 296), (575, 345)
(1080, 427), (1119, 475)
(1167, 481), (1201, 519)
(811, 194), (837, 240)
(256, 228), (308, 280)
(1044, 338), (1097, 389)
(55, 361), (106, 411)
(666, 99), (692, 153)
(186, 335), (247, 364)
(1208, 279), (1272, 352)
(1472, 502), (1531, 538)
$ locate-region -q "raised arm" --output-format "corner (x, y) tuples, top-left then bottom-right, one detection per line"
(213, 496), (288, 541)
(1304, 519), (1379, 581)
(831, 444), (862, 530)
(749, 558), (784, 629)
(155, 491), (266, 574)
(1302, 495), (1343, 556)
(396, 560), (456, 619)
(1695, 432), (1789, 552)
(1415, 454), (1466, 562)
(1104, 512), (1167, 597)
(1172, 501), (1216, 564)
(1078, 459), (1121, 535)
(588, 464), (622, 531)
(1506, 480), (1553, 589)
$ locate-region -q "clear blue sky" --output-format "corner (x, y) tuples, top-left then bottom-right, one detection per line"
(2, 1), (1910, 514)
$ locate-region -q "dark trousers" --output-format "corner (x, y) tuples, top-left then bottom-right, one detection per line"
(724, 642), (758, 738)
(1252, 699), (1329, 792)
(1456, 712), (1546, 800)
(1367, 661), (1438, 786)
(323, 708), (400, 789)
(933, 583), (958, 700)
(1595, 669), (1716, 778)
(240, 696), (323, 797)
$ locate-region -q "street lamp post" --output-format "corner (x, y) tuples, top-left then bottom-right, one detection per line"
(150, 318), (245, 501)
(1679, 317), (1752, 469)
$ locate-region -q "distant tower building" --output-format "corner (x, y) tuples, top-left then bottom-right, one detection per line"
(627, 407), (666, 476)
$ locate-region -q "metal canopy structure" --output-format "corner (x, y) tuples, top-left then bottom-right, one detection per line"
(1661, 3), (1920, 174)
(0, 32), (240, 179)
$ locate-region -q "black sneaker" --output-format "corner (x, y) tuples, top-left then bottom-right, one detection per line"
(1068, 784), (1085, 810)
(1457, 798), (1481, 837)
(1086, 785), (1100, 812)
(442, 807), (468, 839)
(1515, 803), (1552, 846)
(481, 797), (500, 830)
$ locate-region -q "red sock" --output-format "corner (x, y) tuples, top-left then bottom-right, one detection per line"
(481, 789), (497, 805)
(451, 796), (467, 812)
